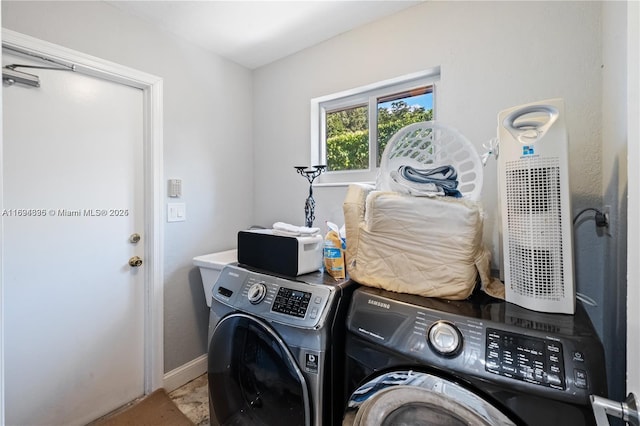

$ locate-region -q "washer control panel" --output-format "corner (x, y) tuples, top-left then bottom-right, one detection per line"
(272, 287), (312, 318)
(212, 265), (333, 329)
(485, 329), (565, 389)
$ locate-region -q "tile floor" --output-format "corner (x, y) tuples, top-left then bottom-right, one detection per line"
(169, 374), (209, 426)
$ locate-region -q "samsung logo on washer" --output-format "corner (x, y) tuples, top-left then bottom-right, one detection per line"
(368, 299), (391, 310)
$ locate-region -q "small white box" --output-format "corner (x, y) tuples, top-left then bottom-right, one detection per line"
(237, 229), (323, 276)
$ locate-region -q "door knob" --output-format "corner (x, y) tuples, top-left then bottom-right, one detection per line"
(129, 256), (143, 267)
(129, 233), (141, 244)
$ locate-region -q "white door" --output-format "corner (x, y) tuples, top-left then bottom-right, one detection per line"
(3, 50), (145, 425)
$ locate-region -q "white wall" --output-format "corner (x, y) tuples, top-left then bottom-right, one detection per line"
(1, 1), (254, 372)
(253, 0), (619, 392)
(253, 1), (603, 251)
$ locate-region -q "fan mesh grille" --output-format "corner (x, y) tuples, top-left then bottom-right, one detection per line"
(505, 156), (564, 300)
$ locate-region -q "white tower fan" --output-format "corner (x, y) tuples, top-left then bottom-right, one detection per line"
(497, 98), (575, 314)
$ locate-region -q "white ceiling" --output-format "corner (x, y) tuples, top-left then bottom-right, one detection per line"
(107, 1), (422, 69)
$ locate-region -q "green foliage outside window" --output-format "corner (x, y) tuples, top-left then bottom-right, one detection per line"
(326, 100), (433, 171)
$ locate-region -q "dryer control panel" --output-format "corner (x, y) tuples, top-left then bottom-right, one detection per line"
(212, 264), (333, 329)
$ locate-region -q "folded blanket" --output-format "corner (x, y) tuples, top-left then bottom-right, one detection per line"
(343, 183), (505, 300)
(272, 222), (320, 237)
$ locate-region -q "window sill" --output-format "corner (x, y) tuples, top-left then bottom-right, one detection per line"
(313, 181), (375, 188)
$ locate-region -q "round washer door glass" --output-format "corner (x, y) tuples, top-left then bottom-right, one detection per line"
(344, 371), (518, 426)
(208, 314), (310, 426)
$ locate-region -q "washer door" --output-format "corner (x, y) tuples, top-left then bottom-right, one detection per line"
(208, 313), (310, 426)
(343, 370), (518, 426)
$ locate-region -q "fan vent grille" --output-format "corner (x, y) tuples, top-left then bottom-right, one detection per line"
(505, 157), (564, 300)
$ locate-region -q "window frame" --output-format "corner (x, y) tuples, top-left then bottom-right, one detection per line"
(310, 68), (440, 186)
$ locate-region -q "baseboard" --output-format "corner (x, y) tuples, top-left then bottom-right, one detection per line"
(163, 354), (207, 393)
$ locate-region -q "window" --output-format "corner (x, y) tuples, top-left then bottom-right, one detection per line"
(310, 68), (440, 185)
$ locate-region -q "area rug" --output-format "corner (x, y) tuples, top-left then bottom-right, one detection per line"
(88, 389), (194, 426)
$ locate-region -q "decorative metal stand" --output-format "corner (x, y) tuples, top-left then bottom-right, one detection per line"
(294, 165), (326, 228)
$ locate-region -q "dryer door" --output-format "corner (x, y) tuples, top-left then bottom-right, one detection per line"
(344, 370), (518, 426)
(208, 313), (310, 426)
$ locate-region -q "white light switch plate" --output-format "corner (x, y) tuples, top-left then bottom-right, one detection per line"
(167, 203), (186, 222)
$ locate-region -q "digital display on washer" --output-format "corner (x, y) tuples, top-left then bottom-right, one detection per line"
(272, 287), (311, 318)
(485, 328), (565, 389)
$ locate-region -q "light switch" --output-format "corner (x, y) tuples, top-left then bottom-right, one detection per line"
(167, 203), (186, 222)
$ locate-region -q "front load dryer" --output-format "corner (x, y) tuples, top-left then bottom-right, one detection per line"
(207, 264), (355, 426)
(343, 286), (607, 425)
